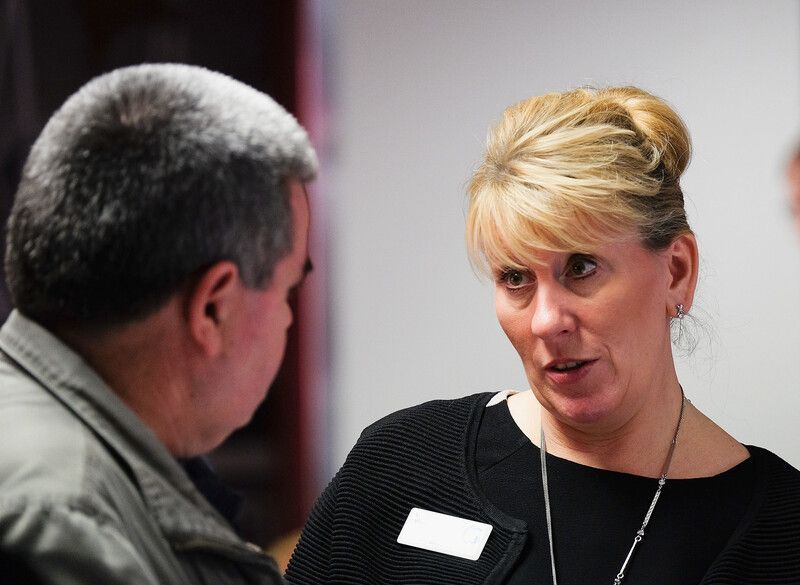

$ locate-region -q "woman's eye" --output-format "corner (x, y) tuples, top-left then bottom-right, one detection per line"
(567, 256), (597, 278)
(499, 270), (531, 289)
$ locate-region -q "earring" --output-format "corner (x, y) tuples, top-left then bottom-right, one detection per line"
(675, 304), (685, 320)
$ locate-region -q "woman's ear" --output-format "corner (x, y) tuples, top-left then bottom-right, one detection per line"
(185, 261), (242, 357)
(665, 233), (699, 315)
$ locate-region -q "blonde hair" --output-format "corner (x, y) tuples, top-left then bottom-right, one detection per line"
(467, 86), (692, 272)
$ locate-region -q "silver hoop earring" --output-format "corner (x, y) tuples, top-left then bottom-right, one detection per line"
(675, 304), (685, 320)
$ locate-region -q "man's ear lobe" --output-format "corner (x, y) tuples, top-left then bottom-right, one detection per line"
(666, 233), (699, 313)
(186, 261), (242, 357)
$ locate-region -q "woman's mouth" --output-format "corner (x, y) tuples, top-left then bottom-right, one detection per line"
(544, 359), (597, 383)
(551, 361), (585, 371)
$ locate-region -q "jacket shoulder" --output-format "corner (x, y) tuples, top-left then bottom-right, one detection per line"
(0, 496), (162, 585)
(0, 362), (95, 499)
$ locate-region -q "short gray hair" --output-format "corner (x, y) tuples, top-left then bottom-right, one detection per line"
(5, 63), (317, 330)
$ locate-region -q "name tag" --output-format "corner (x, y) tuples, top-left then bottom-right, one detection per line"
(397, 507), (493, 561)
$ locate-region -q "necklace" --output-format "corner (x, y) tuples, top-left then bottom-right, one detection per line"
(539, 388), (687, 585)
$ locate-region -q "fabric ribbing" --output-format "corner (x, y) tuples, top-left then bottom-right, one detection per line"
(286, 393), (524, 584)
(286, 392), (800, 585)
(700, 449), (800, 584)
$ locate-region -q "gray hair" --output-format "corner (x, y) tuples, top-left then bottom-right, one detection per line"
(5, 63), (317, 330)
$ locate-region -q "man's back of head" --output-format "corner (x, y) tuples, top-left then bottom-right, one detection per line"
(6, 63), (317, 332)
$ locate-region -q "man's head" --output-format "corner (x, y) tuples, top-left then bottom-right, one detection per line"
(788, 147), (800, 235)
(4, 64), (317, 454)
(5, 63), (317, 331)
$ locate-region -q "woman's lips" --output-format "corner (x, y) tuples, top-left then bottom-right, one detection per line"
(543, 359), (597, 385)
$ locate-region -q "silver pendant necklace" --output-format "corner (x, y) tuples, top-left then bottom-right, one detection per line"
(539, 389), (687, 585)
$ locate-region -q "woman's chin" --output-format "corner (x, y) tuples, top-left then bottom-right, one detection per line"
(531, 365), (624, 427)
(540, 391), (621, 429)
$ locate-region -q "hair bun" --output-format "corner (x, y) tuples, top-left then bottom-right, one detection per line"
(603, 87), (691, 181)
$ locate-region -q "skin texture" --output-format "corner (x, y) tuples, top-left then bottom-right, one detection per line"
(497, 234), (748, 477)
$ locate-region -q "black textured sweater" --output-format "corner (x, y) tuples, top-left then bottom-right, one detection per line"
(286, 392), (800, 584)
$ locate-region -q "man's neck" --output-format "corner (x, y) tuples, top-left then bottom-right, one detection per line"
(55, 298), (195, 456)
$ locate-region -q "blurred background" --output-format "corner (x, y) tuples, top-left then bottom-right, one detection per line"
(2, 0), (799, 555)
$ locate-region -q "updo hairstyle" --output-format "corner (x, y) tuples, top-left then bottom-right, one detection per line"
(467, 86), (692, 272)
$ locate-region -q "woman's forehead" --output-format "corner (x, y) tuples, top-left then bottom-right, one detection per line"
(485, 234), (648, 273)
(483, 225), (642, 271)
(479, 217), (635, 265)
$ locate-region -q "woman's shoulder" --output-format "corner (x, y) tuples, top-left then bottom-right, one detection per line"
(746, 445), (800, 482)
(739, 445), (800, 530)
(328, 392), (497, 507)
(359, 391), (496, 440)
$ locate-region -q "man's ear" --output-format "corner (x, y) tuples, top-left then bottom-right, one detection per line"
(665, 233), (699, 315)
(185, 261), (242, 357)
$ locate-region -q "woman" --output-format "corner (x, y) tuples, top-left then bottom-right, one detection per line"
(286, 87), (800, 584)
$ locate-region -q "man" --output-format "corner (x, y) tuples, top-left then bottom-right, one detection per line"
(788, 146), (800, 235)
(0, 64), (316, 584)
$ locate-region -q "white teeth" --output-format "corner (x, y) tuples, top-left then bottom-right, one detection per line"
(553, 361), (581, 371)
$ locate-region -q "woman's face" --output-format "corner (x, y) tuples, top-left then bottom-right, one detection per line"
(494, 237), (684, 430)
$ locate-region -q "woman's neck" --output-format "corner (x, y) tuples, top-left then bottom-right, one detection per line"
(507, 386), (749, 478)
(507, 381), (684, 478)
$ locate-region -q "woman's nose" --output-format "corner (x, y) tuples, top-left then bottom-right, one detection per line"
(529, 284), (576, 339)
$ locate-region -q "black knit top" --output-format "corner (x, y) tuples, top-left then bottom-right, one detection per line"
(477, 399), (754, 584)
(286, 392), (800, 584)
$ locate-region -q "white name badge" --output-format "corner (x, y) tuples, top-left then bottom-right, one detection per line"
(397, 507), (493, 561)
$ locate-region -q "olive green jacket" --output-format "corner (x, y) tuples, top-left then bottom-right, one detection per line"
(0, 310), (283, 585)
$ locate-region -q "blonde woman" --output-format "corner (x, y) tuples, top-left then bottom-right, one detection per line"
(286, 87), (800, 584)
